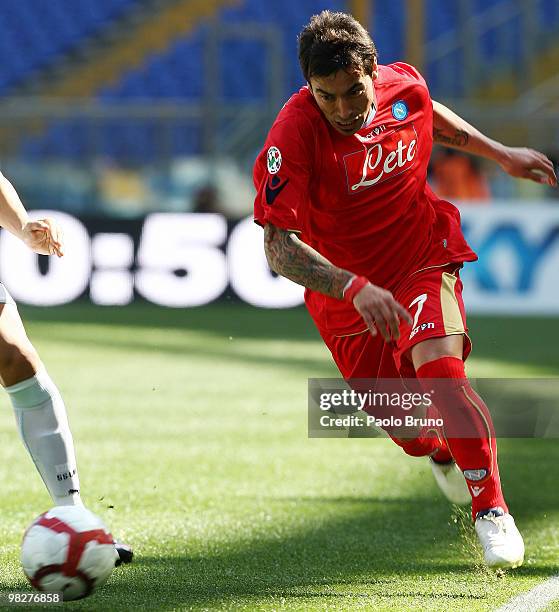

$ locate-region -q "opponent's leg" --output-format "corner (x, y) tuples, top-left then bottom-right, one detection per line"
(0, 299), (81, 506)
(0, 294), (133, 565)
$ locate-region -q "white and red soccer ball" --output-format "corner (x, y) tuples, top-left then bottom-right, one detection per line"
(21, 506), (115, 601)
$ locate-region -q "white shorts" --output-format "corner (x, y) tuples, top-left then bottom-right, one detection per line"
(0, 283), (16, 306)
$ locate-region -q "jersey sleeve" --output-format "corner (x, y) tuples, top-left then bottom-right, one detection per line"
(253, 113), (313, 233)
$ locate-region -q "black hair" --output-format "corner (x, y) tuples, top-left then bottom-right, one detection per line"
(298, 10), (377, 81)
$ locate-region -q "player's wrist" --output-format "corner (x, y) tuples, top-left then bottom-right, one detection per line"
(9, 219), (29, 242)
(490, 141), (511, 167)
(18, 221), (33, 242)
(342, 275), (369, 303)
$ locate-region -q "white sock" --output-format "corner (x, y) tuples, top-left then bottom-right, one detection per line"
(7, 370), (82, 506)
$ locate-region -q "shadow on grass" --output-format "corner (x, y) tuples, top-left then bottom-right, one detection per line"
(68, 497), (514, 611)
(5, 449), (559, 610)
(20, 303), (321, 343)
(26, 325), (337, 376)
(81, 442), (559, 610)
(498, 439), (559, 519)
(21, 303), (559, 373)
(467, 317), (559, 373)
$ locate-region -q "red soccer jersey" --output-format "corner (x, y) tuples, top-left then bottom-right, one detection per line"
(253, 62), (477, 335)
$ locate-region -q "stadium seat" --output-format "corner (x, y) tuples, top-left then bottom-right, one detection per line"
(8, 0), (559, 161)
(0, 0), (139, 93)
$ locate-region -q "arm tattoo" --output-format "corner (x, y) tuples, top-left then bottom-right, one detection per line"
(433, 128), (469, 147)
(264, 223), (353, 300)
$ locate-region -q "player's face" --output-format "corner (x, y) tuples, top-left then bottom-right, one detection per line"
(309, 62), (377, 136)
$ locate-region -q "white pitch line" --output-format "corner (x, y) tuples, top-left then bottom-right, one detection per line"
(494, 575), (559, 612)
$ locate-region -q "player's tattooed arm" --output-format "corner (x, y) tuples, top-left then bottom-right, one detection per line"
(264, 223), (413, 340)
(432, 101), (483, 153)
(433, 127), (469, 147)
(263, 223), (352, 299)
(432, 100), (557, 186)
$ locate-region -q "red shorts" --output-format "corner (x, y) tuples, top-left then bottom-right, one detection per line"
(318, 264), (472, 380)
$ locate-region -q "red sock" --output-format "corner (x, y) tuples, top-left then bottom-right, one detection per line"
(362, 385), (452, 461)
(416, 356), (507, 518)
(391, 421), (452, 462)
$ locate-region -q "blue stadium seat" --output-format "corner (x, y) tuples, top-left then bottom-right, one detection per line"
(0, 0), (140, 93)
(11, 0), (559, 161)
(372, 0), (405, 64)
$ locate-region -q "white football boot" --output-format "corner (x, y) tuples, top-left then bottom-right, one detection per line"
(475, 507), (525, 569)
(429, 458), (471, 505)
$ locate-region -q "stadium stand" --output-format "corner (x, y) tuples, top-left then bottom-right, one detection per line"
(0, 0), (140, 92)
(2, 0), (558, 161)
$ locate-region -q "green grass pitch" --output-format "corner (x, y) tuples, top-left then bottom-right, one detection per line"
(0, 303), (558, 611)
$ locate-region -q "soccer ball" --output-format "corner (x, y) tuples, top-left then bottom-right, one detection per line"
(21, 506), (116, 601)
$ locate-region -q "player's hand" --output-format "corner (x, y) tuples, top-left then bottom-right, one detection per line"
(352, 283), (412, 342)
(498, 146), (557, 186)
(20, 218), (64, 257)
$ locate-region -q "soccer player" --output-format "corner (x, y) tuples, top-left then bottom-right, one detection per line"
(0, 171), (132, 566)
(253, 11), (557, 569)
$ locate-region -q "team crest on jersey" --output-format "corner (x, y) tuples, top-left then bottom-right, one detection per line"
(392, 100), (408, 121)
(267, 146), (282, 174)
(343, 124), (419, 193)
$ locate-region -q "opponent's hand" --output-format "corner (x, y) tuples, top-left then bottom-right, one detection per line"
(352, 283), (412, 342)
(20, 218), (64, 257)
(498, 146), (557, 186)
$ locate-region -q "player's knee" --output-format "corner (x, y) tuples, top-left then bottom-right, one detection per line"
(412, 336), (465, 372)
